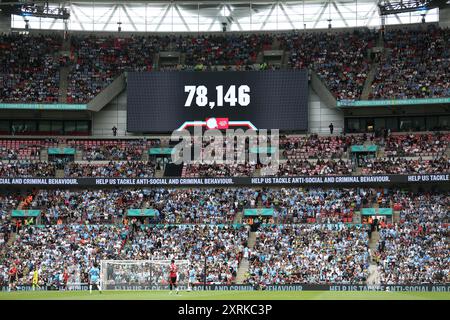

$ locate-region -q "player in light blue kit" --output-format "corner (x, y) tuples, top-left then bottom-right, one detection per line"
(187, 267), (196, 292)
(89, 263), (102, 294)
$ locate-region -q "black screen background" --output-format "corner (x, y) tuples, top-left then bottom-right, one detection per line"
(126, 70), (309, 132)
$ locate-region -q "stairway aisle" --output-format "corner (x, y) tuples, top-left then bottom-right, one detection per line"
(360, 62), (379, 100)
(233, 210), (243, 224)
(58, 66), (70, 103)
(235, 231), (257, 284)
(58, 37), (72, 103)
(366, 230), (381, 285)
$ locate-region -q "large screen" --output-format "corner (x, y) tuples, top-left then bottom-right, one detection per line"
(127, 70), (309, 132)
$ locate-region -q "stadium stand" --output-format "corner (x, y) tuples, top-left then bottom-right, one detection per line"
(245, 224), (370, 285)
(0, 12), (449, 295)
(0, 34), (62, 103)
(370, 25), (450, 100)
(68, 139), (160, 161)
(65, 161), (156, 178)
(374, 192), (449, 284)
(383, 132), (450, 157)
(1, 27), (449, 103)
(0, 139), (57, 160)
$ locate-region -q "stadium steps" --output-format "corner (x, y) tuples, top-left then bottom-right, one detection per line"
(360, 62), (379, 100)
(235, 232), (257, 284)
(16, 199), (27, 210)
(181, 164), (187, 177)
(376, 31), (384, 48)
(233, 211), (243, 224)
(369, 230), (379, 251)
(256, 51), (264, 64)
(6, 232), (16, 247)
(353, 211), (361, 224)
(235, 258), (250, 284)
(62, 36), (71, 52)
(55, 169), (65, 178)
(58, 66), (70, 103)
(248, 231), (257, 249)
(367, 230), (381, 285)
(155, 169), (164, 178)
(393, 210), (400, 223)
(75, 150), (83, 161)
(282, 50), (291, 68)
(154, 53), (160, 70)
(271, 38), (281, 50)
(40, 149), (48, 162)
(367, 264), (381, 285)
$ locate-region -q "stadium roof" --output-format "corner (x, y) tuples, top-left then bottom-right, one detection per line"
(4, 0), (441, 32)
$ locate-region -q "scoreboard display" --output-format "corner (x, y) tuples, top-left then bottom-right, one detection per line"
(126, 70), (309, 132)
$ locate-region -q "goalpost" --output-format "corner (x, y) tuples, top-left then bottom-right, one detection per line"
(100, 260), (190, 290)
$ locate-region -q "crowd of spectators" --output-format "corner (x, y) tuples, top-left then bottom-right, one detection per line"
(280, 134), (362, 159)
(0, 34), (61, 103)
(174, 33), (267, 66)
(256, 187), (377, 223)
(370, 25), (450, 100)
(359, 157), (449, 174)
(285, 29), (377, 100)
(182, 163), (256, 177)
(144, 188), (257, 224)
(0, 224), (249, 287)
(383, 133), (450, 157)
(2, 27), (450, 103)
(0, 224), (129, 289)
(0, 139), (57, 161)
(65, 161), (156, 178)
(245, 224), (370, 285)
(123, 224), (249, 284)
(18, 188), (258, 225)
(67, 35), (171, 103)
(1, 187), (387, 225)
(68, 139), (159, 161)
(0, 161), (56, 177)
(159, 63), (267, 72)
(21, 189), (150, 224)
(0, 192), (23, 252)
(272, 159), (353, 176)
(0, 187), (397, 226)
(373, 192), (449, 284)
(0, 188), (448, 287)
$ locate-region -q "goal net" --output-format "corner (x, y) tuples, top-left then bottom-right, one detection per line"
(100, 260), (190, 290)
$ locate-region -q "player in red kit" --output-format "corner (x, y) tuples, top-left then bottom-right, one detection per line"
(8, 265), (17, 292)
(63, 269), (69, 291)
(169, 259), (179, 294)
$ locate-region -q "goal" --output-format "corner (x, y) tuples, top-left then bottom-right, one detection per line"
(100, 260), (190, 290)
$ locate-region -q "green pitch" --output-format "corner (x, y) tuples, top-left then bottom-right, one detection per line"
(0, 290), (449, 300)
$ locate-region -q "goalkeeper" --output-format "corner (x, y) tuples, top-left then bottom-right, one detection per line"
(32, 267), (40, 291)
